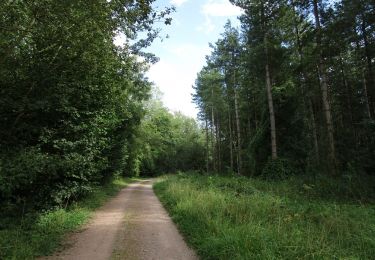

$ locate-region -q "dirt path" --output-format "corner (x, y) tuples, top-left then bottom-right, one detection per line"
(45, 180), (197, 260)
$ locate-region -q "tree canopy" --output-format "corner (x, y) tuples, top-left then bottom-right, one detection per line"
(0, 0), (174, 208)
(194, 0), (375, 177)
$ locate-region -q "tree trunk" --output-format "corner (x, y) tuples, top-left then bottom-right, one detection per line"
(363, 70), (372, 120)
(253, 96), (258, 130)
(247, 92), (252, 138)
(309, 100), (320, 163)
(264, 34), (278, 160)
(211, 101), (217, 172)
(312, 0), (337, 174)
(292, 0), (320, 163)
(234, 86), (242, 175)
(216, 115), (221, 172)
(205, 117), (209, 173)
(260, 0), (277, 160)
(339, 57), (357, 145)
(228, 108), (234, 171)
(318, 65), (336, 170)
(354, 36), (372, 120)
(361, 14), (375, 114)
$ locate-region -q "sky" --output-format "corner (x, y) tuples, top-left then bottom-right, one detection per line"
(145, 0), (242, 118)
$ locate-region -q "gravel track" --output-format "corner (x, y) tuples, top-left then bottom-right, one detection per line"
(43, 180), (197, 260)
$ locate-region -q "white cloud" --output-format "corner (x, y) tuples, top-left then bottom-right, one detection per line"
(202, 0), (243, 17)
(196, 16), (215, 34)
(170, 43), (210, 58)
(197, 0), (242, 34)
(170, 0), (189, 7)
(147, 44), (211, 118)
(147, 1), (243, 117)
(148, 60), (197, 118)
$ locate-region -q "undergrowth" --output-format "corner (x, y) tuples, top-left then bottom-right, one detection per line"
(154, 173), (375, 259)
(0, 177), (135, 259)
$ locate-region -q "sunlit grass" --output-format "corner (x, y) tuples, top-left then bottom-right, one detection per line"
(154, 173), (375, 259)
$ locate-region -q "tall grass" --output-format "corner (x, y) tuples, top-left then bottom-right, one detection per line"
(154, 174), (375, 259)
(0, 177), (135, 259)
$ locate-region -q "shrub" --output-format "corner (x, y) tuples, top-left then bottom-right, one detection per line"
(261, 157), (297, 180)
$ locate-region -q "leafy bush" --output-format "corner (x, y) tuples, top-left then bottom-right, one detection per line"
(261, 157), (298, 180)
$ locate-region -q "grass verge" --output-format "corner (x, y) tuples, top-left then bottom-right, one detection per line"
(154, 173), (375, 259)
(0, 177), (137, 259)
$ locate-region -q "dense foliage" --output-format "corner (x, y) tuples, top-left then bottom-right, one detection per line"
(0, 0), (173, 209)
(130, 94), (206, 176)
(193, 0), (375, 177)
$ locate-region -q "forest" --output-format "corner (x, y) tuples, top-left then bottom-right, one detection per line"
(194, 0), (375, 178)
(0, 0), (375, 259)
(0, 0), (205, 211)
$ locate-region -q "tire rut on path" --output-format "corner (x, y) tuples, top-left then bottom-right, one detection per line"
(44, 180), (197, 260)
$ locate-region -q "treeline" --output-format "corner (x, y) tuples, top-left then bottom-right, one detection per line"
(194, 0), (375, 177)
(0, 1), (174, 210)
(131, 94), (206, 176)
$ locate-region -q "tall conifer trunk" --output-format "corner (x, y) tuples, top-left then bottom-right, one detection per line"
(234, 86), (242, 175)
(363, 70), (372, 119)
(216, 116), (222, 172)
(361, 14), (375, 115)
(205, 117), (210, 173)
(355, 37), (372, 120)
(264, 35), (278, 160)
(228, 109), (234, 171)
(312, 0), (337, 174)
(261, 1), (277, 160)
(292, 0), (320, 163)
(211, 99), (217, 172)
